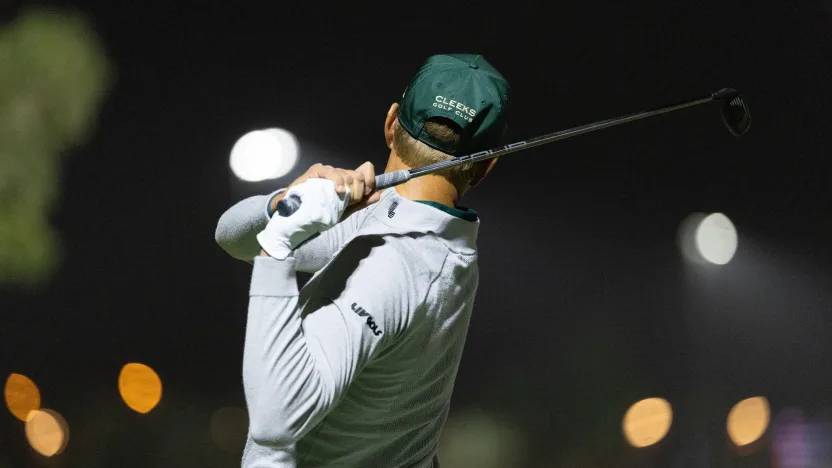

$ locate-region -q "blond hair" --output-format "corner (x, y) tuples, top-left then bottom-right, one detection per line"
(392, 118), (475, 193)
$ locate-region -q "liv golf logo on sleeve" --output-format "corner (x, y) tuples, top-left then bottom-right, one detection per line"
(351, 302), (383, 336)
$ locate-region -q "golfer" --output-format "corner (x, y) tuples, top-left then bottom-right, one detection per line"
(215, 54), (511, 467)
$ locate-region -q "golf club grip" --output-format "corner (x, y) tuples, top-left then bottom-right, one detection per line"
(275, 170), (412, 217)
(375, 170), (411, 190)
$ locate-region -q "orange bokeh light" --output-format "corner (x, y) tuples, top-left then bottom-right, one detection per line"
(623, 398), (673, 447)
(118, 363), (162, 414)
(4, 373), (41, 421)
(727, 397), (770, 446)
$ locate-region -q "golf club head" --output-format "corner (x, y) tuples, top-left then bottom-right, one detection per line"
(712, 88), (751, 136)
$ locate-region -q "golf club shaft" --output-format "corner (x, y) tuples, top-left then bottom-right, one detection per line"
(378, 93), (717, 189)
(278, 89), (727, 216)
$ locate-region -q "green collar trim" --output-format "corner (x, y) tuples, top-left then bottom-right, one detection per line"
(415, 200), (479, 222)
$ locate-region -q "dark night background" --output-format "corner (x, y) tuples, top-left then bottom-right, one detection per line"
(2, 0), (831, 466)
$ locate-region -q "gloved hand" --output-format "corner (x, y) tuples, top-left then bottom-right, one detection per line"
(256, 178), (349, 260)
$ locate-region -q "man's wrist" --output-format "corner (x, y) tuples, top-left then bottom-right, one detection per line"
(266, 189), (288, 218)
(259, 248), (295, 260)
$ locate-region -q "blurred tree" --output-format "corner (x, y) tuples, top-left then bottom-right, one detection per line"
(0, 7), (112, 286)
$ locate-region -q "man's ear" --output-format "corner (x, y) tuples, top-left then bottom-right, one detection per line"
(385, 102), (399, 150)
(469, 157), (498, 188)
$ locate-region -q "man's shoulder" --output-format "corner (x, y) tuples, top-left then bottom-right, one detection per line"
(344, 233), (448, 284)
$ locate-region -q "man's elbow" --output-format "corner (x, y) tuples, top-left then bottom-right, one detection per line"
(248, 420), (301, 448)
(247, 383), (326, 448)
(214, 222), (227, 249)
(248, 405), (312, 448)
(214, 217), (255, 262)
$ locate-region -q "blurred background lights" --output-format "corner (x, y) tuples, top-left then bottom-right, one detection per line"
(678, 212), (738, 265)
(438, 408), (524, 468)
(0, 7), (112, 286)
(4, 373), (41, 421)
(118, 363), (162, 414)
(622, 398), (673, 447)
(210, 407), (249, 452)
(771, 408), (832, 468)
(25, 409), (69, 457)
(229, 128), (299, 182)
(727, 397), (770, 446)
(696, 213), (738, 265)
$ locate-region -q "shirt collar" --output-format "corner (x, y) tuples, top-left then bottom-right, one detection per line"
(414, 200), (479, 222)
(358, 188), (479, 255)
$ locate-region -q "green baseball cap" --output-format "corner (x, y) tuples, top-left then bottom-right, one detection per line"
(398, 54), (511, 156)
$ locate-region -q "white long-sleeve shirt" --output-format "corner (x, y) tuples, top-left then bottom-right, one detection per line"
(215, 188), (480, 467)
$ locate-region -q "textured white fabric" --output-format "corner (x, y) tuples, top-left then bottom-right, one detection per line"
(215, 190), (370, 272)
(256, 179), (349, 260)
(219, 188), (478, 467)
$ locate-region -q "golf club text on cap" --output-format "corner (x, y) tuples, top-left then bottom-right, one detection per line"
(398, 54), (511, 156)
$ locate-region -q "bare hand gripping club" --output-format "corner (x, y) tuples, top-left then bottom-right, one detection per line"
(277, 88), (750, 217)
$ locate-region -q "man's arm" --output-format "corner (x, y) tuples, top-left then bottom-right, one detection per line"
(241, 174), (403, 448)
(244, 246), (414, 447)
(215, 162), (380, 269)
(214, 191), (281, 263)
(214, 190), (371, 271)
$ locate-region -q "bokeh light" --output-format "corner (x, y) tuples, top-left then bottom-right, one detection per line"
(678, 212), (738, 265)
(622, 398), (673, 447)
(118, 363), (162, 414)
(210, 406), (249, 452)
(229, 128), (299, 182)
(4, 373), (41, 421)
(771, 408), (832, 468)
(25, 409), (69, 457)
(695, 213), (738, 265)
(438, 408), (524, 468)
(0, 8), (112, 286)
(772, 408), (811, 468)
(727, 396), (770, 446)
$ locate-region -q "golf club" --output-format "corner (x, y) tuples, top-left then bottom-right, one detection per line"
(277, 88), (751, 217)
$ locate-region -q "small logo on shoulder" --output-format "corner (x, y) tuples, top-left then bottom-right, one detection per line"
(388, 201), (398, 218)
(351, 302), (383, 336)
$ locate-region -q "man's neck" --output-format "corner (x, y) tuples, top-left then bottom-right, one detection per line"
(383, 153), (460, 207)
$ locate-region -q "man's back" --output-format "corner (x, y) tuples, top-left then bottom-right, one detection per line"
(239, 189), (480, 467)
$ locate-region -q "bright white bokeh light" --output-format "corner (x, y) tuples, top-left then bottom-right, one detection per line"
(25, 409), (69, 457)
(695, 213), (738, 265)
(229, 128), (299, 182)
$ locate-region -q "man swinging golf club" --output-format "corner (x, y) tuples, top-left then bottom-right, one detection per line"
(215, 53), (511, 467)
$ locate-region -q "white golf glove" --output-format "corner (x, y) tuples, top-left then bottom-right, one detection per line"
(256, 178), (350, 260)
